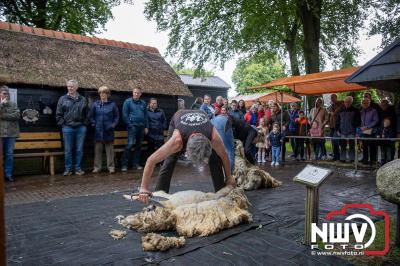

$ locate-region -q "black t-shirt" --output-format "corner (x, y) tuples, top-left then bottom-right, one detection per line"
(168, 109), (213, 149)
(231, 116), (256, 142)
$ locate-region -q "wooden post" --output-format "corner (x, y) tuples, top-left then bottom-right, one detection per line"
(49, 155), (55, 176)
(293, 165), (331, 247)
(304, 186), (319, 246)
(354, 137), (358, 171)
(0, 139), (6, 264)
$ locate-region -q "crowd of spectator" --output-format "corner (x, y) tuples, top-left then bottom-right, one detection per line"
(1, 80), (399, 182)
(189, 91), (399, 168)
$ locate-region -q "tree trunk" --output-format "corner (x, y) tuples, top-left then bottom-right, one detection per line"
(297, 0), (322, 74)
(285, 40), (300, 76)
(283, 18), (301, 76)
(297, 0), (322, 107)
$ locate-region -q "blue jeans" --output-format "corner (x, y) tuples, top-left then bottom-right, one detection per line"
(340, 134), (355, 161)
(330, 128), (340, 160)
(272, 146), (281, 163)
(2, 137), (16, 178)
(211, 116), (235, 172)
(122, 126), (145, 168)
(62, 126), (87, 171)
(312, 140), (322, 160)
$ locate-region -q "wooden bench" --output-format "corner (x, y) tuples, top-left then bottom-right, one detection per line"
(113, 130), (168, 153)
(14, 130), (168, 176)
(15, 132), (63, 176)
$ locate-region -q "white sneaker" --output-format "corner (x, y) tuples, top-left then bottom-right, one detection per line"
(258, 158), (262, 163)
(271, 162), (275, 166)
(275, 162), (280, 166)
(262, 158), (266, 163)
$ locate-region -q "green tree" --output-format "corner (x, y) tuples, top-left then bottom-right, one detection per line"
(232, 53), (286, 95)
(369, 0), (400, 47)
(337, 89), (380, 108)
(144, 0), (372, 76)
(0, 0), (124, 35)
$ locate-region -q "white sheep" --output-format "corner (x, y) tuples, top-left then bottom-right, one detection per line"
(233, 140), (282, 190)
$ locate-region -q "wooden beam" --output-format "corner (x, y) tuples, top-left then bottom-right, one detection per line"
(18, 132), (60, 140)
(15, 141), (62, 150)
(114, 131), (128, 138)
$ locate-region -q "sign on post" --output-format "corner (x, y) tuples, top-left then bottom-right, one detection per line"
(294, 165), (332, 246)
(293, 164), (331, 187)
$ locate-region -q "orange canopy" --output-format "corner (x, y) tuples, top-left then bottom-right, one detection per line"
(230, 91), (302, 108)
(250, 67), (366, 95)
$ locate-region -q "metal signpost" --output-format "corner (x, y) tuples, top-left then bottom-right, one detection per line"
(294, 164), (332, 246)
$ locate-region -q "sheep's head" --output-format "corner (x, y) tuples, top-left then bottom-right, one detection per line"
(226, 188), (251, 209)
(234, 139), (245, 158)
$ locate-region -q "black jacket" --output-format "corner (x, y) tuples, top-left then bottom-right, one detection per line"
(147, 108), (167, 141)
(56, 94), (88, 127)
(336, 105), (361, 135)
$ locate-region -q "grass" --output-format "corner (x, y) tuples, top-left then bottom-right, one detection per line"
(284, 141), (334, 154)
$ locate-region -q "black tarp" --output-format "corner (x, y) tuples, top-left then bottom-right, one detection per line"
(6, 163), (396, 265)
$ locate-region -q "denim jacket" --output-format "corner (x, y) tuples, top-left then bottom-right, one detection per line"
(122, 98), (148, 128)
(200, 103), (215, 120)
(268, 131), (284, 147)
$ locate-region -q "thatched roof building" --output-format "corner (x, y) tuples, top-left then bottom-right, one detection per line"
(0, 21), (191, 96)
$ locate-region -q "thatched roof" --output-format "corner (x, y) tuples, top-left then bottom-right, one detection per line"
(0, 22), (192, 96)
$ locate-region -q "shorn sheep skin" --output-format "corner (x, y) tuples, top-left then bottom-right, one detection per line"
(120, 187), (252, 238)
(233, 140), (282, 190)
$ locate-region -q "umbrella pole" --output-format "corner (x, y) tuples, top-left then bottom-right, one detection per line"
(281, 92), (283, 130)
(304, 95), (308, 130)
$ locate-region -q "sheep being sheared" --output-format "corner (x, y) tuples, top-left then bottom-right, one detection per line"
(142, 233), (185, 251)
(234, 139), (282, 190)
(120, 187), (252, 237)
(119, 206), (174, 232)
(173, 187), (251, 237)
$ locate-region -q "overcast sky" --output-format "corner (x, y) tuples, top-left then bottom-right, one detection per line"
(98, 1), (382, 97)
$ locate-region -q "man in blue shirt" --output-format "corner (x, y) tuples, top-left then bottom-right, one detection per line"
(121, 86), (149, 171)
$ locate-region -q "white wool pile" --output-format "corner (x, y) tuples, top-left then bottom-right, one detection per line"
(120, 187), (252, 238)
(109, 229), (127, 240)
(119, 206), (174, 232)
(142, 233), (185, 251)
(173, 188), (252, 237)
(233, 140), (282, 190)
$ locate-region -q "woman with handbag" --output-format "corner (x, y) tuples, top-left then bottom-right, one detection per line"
(309, 98), (329, 159)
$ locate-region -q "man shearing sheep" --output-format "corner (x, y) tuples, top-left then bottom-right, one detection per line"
(138, 109), (236, 203)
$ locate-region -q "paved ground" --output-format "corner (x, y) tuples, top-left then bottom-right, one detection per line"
(5, 158), (375, 206)
(5, 160), (397, 265)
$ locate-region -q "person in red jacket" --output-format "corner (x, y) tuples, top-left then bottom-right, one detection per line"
(213, 96), (224, 116)
(256, 104), (265, 126)
(244, 105), (258, 126)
